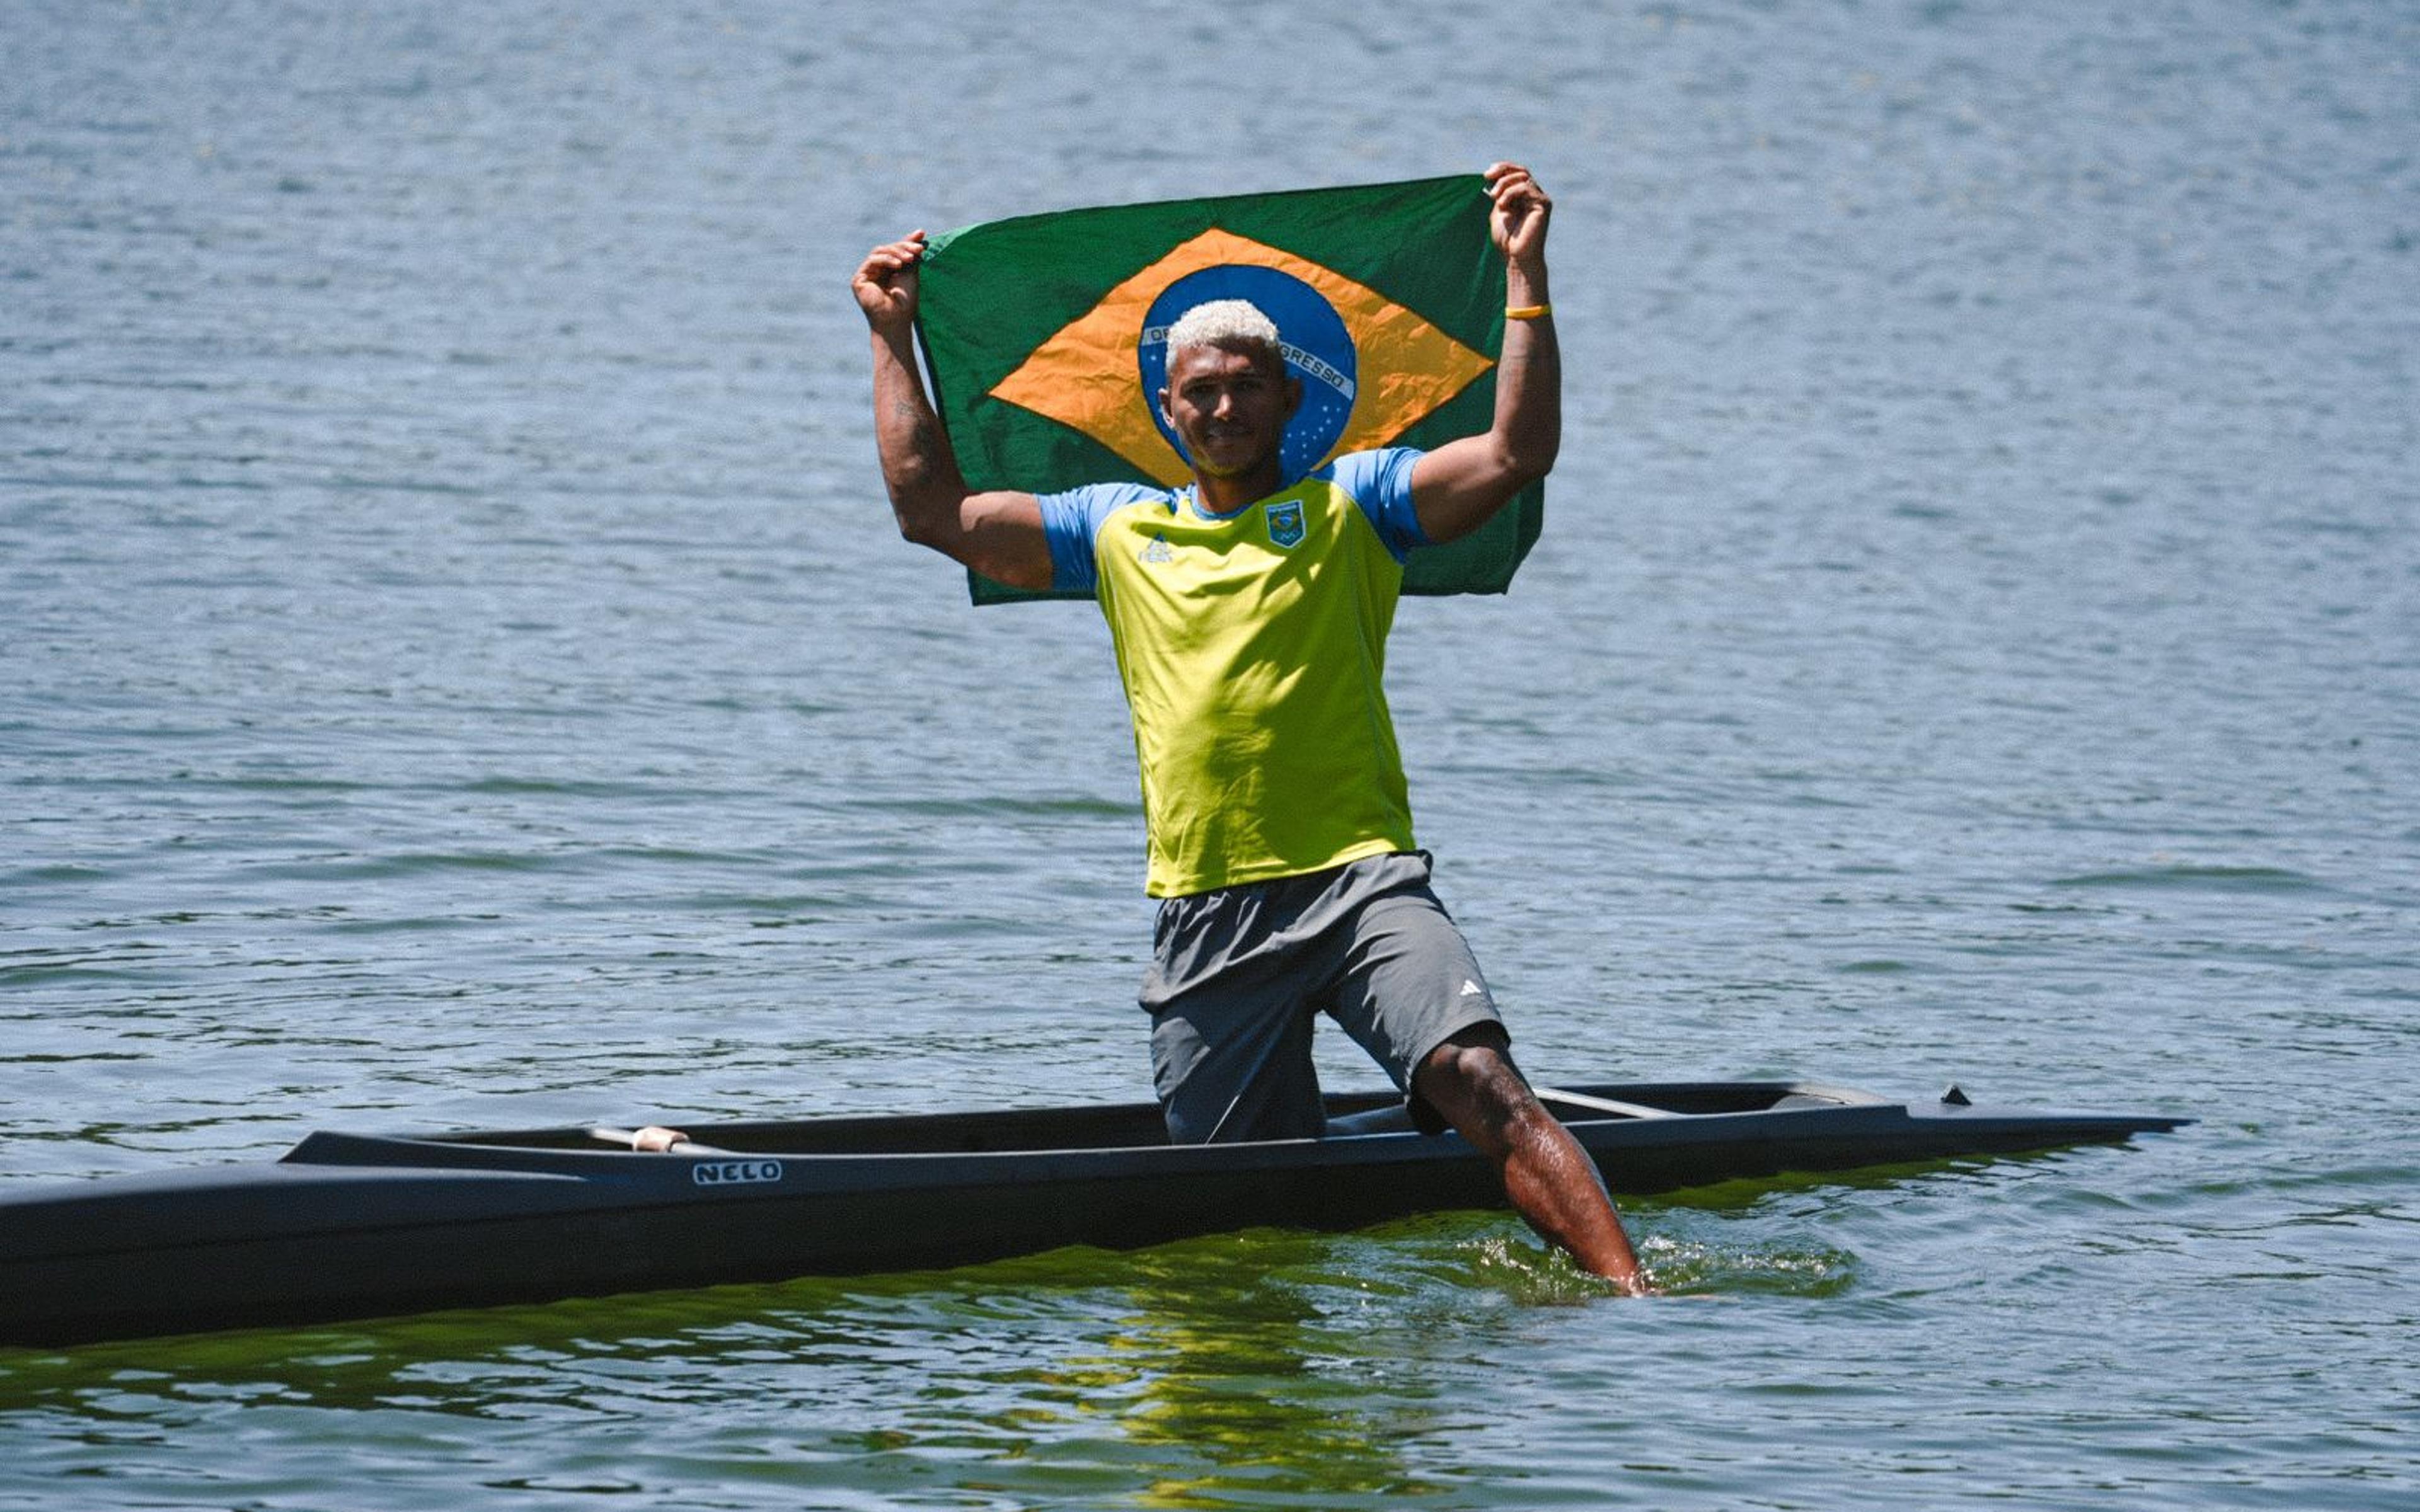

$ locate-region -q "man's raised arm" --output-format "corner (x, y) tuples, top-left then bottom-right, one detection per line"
(1407, 164), (1562, 545)
(854, 232), (1055, 590)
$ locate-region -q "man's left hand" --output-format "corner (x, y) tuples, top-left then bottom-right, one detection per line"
(1483, 162), (1552, 265)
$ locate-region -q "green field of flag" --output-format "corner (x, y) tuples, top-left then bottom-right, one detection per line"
(913, 175), (1544, 604)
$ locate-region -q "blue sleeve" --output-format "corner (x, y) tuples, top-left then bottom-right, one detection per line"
(1038, 482), (1162, 593)
(1328, 448), (1428, 561)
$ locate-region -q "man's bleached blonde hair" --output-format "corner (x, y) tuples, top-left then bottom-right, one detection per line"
(1164, 299), (1283, 365)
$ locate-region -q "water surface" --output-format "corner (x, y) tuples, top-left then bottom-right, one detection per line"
(4, 1), (2415, 1507)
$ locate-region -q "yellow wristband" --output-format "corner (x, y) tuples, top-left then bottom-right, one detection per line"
(1505, 302), (1552, 321)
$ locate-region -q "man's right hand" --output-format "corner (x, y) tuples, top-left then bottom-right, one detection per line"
(853, 232), (928, 332)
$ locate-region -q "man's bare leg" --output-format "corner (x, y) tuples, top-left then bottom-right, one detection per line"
(1414, 1026), (1651, 1293)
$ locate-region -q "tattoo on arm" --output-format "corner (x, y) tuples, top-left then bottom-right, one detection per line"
(896, 401), (950, 487)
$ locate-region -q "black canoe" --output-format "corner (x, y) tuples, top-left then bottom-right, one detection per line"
(0, 1079), (2186, 1347)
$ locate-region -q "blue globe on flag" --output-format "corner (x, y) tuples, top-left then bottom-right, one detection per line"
(1139, 265), (1357, 485)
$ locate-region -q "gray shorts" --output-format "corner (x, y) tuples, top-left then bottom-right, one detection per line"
(1141, 850), (1506, 1143)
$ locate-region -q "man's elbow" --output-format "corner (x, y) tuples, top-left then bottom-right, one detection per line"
(889, 484), (965, 553)
(1495, 436), (1557, 490)
(892, 507), (948, 552)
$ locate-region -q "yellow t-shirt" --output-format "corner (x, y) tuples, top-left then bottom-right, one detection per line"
(1040, 450), (1428, 897)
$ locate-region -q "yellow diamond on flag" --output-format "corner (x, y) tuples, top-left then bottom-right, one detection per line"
(988, 228), (1497, 488)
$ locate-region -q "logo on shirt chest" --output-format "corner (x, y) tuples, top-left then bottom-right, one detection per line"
(1264, 501), (1306, 550)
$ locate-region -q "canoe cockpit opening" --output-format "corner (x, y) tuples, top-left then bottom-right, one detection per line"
(1322, 1080), (1871, 1138)
(1320, 1103), (1420, 1137)
(315, 1082), (1886, 1163)
(395, 1102), (1185, 1157)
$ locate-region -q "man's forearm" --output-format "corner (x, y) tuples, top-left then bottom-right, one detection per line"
(870, 324), (972, 544)
(1492, 259), (1561, 482)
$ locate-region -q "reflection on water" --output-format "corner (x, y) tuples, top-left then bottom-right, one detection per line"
(1109, 1235), (1452, 1507)
(0, 1203), (1870, 1506)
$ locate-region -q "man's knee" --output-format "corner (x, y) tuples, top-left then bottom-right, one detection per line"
(1420, 1021), (1514, 1079)
(1414, 1024), (1536, 1139)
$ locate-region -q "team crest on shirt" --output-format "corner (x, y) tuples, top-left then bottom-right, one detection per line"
(1265, 500), (1306, 550)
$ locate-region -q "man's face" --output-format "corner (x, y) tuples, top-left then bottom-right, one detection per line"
(1158, 342), (1302, 481)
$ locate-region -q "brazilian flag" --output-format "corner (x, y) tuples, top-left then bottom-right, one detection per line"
(913, 174), (1543, 605)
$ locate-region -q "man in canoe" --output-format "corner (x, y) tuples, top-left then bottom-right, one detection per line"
(851, 164), (1649, 1292)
